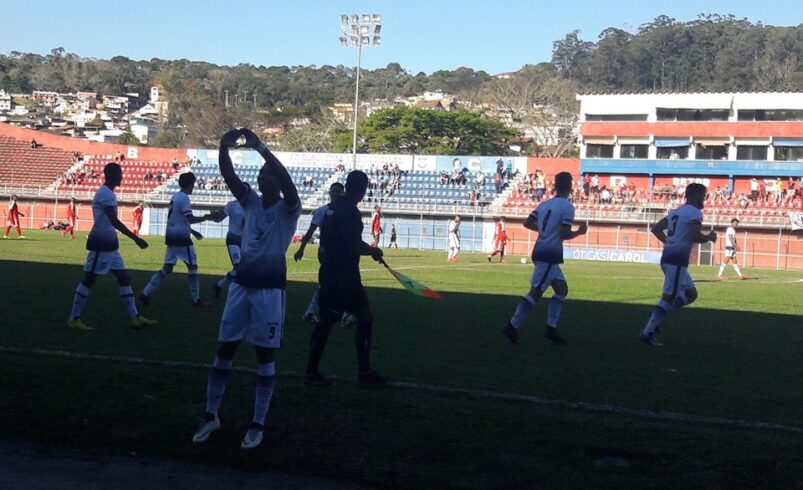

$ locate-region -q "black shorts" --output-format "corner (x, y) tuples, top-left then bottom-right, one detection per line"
(319, 282), (370, 314)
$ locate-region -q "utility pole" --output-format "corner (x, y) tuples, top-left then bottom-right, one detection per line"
(224, 90), (229, 109)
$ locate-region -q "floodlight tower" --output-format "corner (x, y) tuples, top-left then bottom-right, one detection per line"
(339, 13), (382, 169)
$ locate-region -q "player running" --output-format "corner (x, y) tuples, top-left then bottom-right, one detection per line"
(212, 199), (246, 299)
(447, 215), (461, 263)
(192, 128), (301, 450)
(639, 183), (717, 347)
(132, 201), (144, 236)
(487, 216), (508, 263)
(717, 218), (747, 280)
(61, 198), (77, 239)
(139, 173), (223, 308)
(3, 194), (25, 239)
(370, 205), (383, 247)
(304, 170), (387, 388)
(503, 172), (587, 346)
(66, 163), (157, 331)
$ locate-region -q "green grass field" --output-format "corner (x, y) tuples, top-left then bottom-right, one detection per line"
(2, 230), (803, 489)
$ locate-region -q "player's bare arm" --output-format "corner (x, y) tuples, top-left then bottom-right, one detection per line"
(523, 215), (538, 231)
(651, 217), (668, 243)
(294, 224), (318, 261)
(218, 129), (248, 200)
(104, 207), (147, 249)
(689, 222), (716, 243)
(241, 128), (300, 212)
(560, 222), (588, 240)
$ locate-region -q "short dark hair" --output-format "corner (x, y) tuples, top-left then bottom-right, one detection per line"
(346, 171), (369, 196)
(555, 172), (573, 193)
(178, 172), (197, 188)
(104, 163), (121, 179)
(731, 218), (740, 224)
(330, 182), (344, 191)
(685, 183), (707, 201)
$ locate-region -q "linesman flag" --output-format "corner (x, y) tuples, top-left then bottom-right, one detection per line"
(380, 259), (443, 300)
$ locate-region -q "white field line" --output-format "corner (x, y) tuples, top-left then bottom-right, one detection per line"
(2, 345), (803, 435)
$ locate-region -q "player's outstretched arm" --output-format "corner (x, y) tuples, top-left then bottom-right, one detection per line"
(561, 222), (588, 240)
(294, 223), (318, 261)
(241, 128), (300, 211)
(650, 218), (668, 244)
(218, 129), (247, 201)
(689, 222), (716, 243)
(105, 207), (147, 249)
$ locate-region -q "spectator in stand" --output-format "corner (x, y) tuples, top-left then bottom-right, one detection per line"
(758, 179), (767, 202)
(776, 177), (784, 203)
(30, 139), (39, 149)
(496, 158), (504, 176)
(600, 186), (612, 204)
(737, 193), (749, 209)
(749, 178), (759, 201)
(469, 189), (476, 206)
(303, 174), (314, 188)
(591, 174), (600, 196)
(475, 171), (485, 186)
(494, 172), (503, 194)
(582, 174), (590, 197)
(440, 171), (449, 185)
(453, 158), (462, 174)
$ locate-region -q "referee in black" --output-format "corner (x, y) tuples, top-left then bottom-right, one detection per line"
(305, 170), (387, 388)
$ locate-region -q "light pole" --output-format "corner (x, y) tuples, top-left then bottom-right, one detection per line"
(340, 13), (382, 169)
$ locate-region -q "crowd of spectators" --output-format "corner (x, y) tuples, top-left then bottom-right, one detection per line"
(195, 176), (228, 191)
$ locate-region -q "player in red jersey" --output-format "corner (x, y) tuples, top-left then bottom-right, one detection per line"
(487, 217), (507, 262)
(3, 195), (25, 239)
(369, 205), (383, 247)
(132, 201), (144, 236)
(62, 198), (78, 239)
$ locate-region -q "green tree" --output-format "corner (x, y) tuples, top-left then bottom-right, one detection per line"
(151, 129), (185, 148)
(117, 130), (140, 146)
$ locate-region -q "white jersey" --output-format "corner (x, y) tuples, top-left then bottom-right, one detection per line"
(660, 204), (703, 267)
(448, 220), (460, 237)
(311, 203), (330, 228)
(223, 200), (245, 245)
(86, 185), (119, 252)
(725, 226), (737, 248)
(235, 185), (301, 290)
(530, 196), (575, 264)
(165, 191), (193, 246)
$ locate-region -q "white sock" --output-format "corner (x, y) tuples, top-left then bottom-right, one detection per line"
(718, 264), (726, 276)
(119, 286), (138, 318)
(252, 362), (276, 426)
(206, 357), (233, 415)
(70, 284), (91, 320)
(643, 299), (672, 335)
(547, 294), (565, 328)
(189, 271), (200, 301)
(733, 264), (743, 277)
(510, 295), (536, 328)
(143, 269), (166, 296)
(306, 288), (320, 316)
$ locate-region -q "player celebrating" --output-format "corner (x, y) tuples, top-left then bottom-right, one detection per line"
(503, 172), (587, 345)
(488, 216), (508, 263)
(3, 194), (25, 239)
(66, 163), (157, 331)
(717, 218), (747, 280)
(370, 205), (383, 247)
(139, 173), (222, 307)
(192, 128), (300, 450)
(212, 199), (246, 299)
(132, 201), (144, 236)
(304, 170), (386, 388)
(61, 198), (78, 239)
(639, 183), (717, 347)
(447, 215), (461, 263)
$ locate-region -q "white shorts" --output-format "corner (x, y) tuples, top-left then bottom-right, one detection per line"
(164, 245), (197, 266)
(724, 247), (736, 259)
(227, 244), (241, 266)
(219, 283), (285, 348)
(449, 234), (460, 249)
(84, 251), (126, 275)
(661, 264), (695, 297)
(530, 262), (566, 291)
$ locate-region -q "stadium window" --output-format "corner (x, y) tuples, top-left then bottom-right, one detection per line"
(619, 144), (649, 159)
(585, 114), (648, 121)
(736, 145), (768, 160)
(656, 146), (689, 159)
(738, 109), (803, 121)
(657, 109), (729, 121)
(774, 146), (803, 161)
(695, 144), (728, 160)
(586, 144), (614, 158)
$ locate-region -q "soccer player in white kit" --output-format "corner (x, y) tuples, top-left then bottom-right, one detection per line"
(67, 163), (157, 331)
(192, 128), (301, 450)
(639, 183), (717, 346)
(447, 215), (461, 263)
(139, 172), (223, 307)
(717, 218), (746, 280)
(503, 172), (587, 345)
(212, 199), (246, 299)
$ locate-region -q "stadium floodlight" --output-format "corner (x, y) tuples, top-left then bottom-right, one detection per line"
(338, 12), (383, 169)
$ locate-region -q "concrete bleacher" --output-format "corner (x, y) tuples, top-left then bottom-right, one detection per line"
(0, 136), (75, 187)
(57, 156), (181, 194)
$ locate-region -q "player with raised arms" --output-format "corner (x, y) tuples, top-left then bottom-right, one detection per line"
(212, 198), (246, 299)
(503, 172), (587, 345)
(717, 218), (747, 280)
(192, 128), (301, 449)
(639, 183), (717, 346)
(66, 163), (157, 331)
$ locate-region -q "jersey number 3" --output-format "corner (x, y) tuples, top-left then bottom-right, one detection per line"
(667, 215), (679, 237)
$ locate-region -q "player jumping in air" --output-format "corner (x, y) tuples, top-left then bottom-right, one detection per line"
(304, 170), (387, 388)
(212, 199), (246, 299)
(503, 172), (587, 346)
(139, 173), (223, 307)
(66, 163), (157, 331)
(192, 128), (301, 450)
(488, 216), (508, 263)
(717, 218), (747, 280)
(61, 198), (77, 239)
(3, 194), (25, 239)
(132, 201), (144, 236)
(639, 183), (717, 347)
(370, 205), (383, 247)
(447, 215), (461, 263)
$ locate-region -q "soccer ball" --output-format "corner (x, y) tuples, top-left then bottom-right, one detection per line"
(520, 257), (527, 264)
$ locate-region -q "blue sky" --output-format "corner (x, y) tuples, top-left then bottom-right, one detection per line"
(2, 0), (800, 74)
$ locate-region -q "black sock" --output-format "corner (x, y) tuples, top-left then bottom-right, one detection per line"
(306, 321), (334, 374)
(355, 321), (373, 372)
